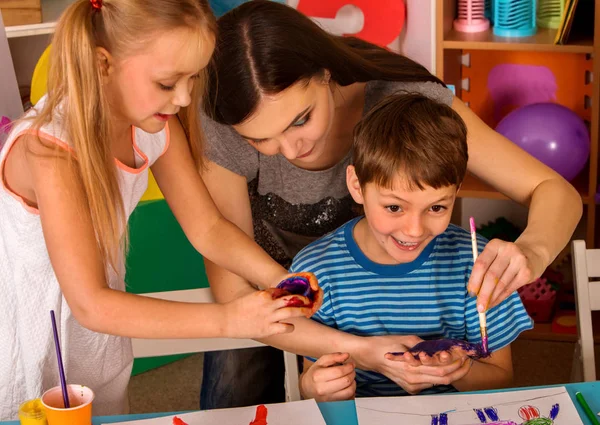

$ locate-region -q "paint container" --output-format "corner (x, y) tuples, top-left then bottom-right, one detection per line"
(18, 399), (47, 425)
(40, 385), (94, 425)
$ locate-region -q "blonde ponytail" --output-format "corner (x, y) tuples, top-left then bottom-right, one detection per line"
(31, 0), (216, 274)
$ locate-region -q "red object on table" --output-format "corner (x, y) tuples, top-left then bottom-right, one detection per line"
(172, 417), (189, 425)
(249, 405), (268, 425)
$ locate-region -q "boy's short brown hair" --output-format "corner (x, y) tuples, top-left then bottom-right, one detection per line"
(353, 92), (468, 190)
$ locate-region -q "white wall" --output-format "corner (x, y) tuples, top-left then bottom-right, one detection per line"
(0, 13), (23, 122)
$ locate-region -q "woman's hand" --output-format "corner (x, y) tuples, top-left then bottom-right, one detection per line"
(467, 239), (546, 312)
(222, 290), (312, 338)
(300, 353), (356, 402)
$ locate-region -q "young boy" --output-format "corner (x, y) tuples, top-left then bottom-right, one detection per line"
(290, 93), (533, 401)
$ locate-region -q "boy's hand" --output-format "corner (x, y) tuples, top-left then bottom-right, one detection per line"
(383, 356), (473, 394)
(222, 290), (312, 338)
(354, 335), (473, 394)
(467, 239), (544, 311)
(385, 345), (472, 367)
(300, 353), (356, 402)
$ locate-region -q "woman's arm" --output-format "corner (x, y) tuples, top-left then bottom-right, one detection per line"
(150, 117), (289, 290)
(454, 98), (582, 309)
(26, 134), (299, 339)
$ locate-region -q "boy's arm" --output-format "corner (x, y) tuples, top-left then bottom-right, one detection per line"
(452, 345), (513, 391)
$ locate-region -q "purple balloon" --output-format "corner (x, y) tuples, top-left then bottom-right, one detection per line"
(496, 103), (590, 182)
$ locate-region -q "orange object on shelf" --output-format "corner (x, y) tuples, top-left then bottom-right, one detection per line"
(551, 310), (578, 334)
(461, 50), (592, 129)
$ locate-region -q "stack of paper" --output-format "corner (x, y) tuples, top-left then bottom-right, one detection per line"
(104, 399), (327, 425)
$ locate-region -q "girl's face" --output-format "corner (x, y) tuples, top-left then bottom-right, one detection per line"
(104, 27), (215, 134)
(232, 76), (335, 167)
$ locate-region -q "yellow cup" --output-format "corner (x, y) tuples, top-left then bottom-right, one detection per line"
(40, 385), (94, 425)
(18, 399), (47, 425)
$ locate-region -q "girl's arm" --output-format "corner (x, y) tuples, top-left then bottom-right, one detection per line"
(452, 345), (514, 391)
(25, 134), (306, 339)
(150, 117), (288, 289)
(454, 98), (583, 310)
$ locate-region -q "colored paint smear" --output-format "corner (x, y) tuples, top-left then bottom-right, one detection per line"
(249, 405), (268, 425)
(389, 338), (491, 360)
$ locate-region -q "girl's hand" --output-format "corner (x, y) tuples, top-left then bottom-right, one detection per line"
(467, 239), (545, 312)
(222, 290), (312, 338)
(300, 353), (356, 402)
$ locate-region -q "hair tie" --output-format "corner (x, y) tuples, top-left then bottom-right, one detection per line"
(90, 0), (102, 10)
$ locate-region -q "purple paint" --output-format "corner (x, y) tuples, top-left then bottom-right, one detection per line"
(487, 64), (557, 123)
(549, 404), (559, 420)
(431, 414), (448, 425)
(0, 116), (12, 150)
(276, 276), (314, 300)
(475, 409), (487, 422)
(484, 407), (500, 421)
(482, 334), (489, 355)
(389, 338), (491, 360)
(440, 413), (448, 425)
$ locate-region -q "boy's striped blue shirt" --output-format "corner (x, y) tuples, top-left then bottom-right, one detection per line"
(290, 217), (533, 397)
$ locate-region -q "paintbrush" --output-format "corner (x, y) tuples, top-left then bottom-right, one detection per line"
(50, 310), (70, 408)
(470, 217), (488, 355)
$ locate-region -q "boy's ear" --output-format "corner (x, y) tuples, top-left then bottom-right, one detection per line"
(96, 47), (114, 80)
(346, 165), (365, 205)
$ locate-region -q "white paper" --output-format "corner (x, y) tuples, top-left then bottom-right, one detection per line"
(356, 387), (583, 425)
(105, 399), (326, 425)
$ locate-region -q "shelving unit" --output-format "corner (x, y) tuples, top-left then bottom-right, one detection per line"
(437, 0), (600, 343)
(437, 0), (600, 249)
(4, 0), (72, 38)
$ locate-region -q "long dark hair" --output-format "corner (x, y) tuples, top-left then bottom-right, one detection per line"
(204, 0), (444, 126)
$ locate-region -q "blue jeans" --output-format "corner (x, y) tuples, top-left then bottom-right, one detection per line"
(200, 346), (285, 409)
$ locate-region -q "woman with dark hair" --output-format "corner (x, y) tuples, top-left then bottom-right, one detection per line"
(198, 0), (581, 408)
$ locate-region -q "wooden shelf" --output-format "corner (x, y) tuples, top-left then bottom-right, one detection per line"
(5, 22), (56, 38)
(4, 0), (72, 38)
(458, 173), (591, 203)
(443, 27), (594, 53)
(458, 173), (508, 200)
(519, 312), (600, 343)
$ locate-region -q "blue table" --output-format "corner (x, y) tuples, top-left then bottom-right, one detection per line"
(3, 382), (598, 424)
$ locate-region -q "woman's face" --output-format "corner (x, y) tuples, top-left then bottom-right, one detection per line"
(233, 77), (335, 166)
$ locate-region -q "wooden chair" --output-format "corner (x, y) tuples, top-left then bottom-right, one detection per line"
(570, 240), (599, 382)
(131, 288), (301, 401)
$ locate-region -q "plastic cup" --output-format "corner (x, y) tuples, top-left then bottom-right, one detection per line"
(40, 385), (94, 425)
(18, 399), (47, 425)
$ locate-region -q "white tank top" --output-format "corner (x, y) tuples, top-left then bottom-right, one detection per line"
(0, 96), (170, 420)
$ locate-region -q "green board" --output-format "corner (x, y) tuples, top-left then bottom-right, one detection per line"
(125, 199), (209, 375)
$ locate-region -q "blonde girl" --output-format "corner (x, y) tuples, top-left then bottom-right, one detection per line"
(0, 0), (311, 419)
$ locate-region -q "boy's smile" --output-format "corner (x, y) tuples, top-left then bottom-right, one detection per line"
(348, 167), (458, 265)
